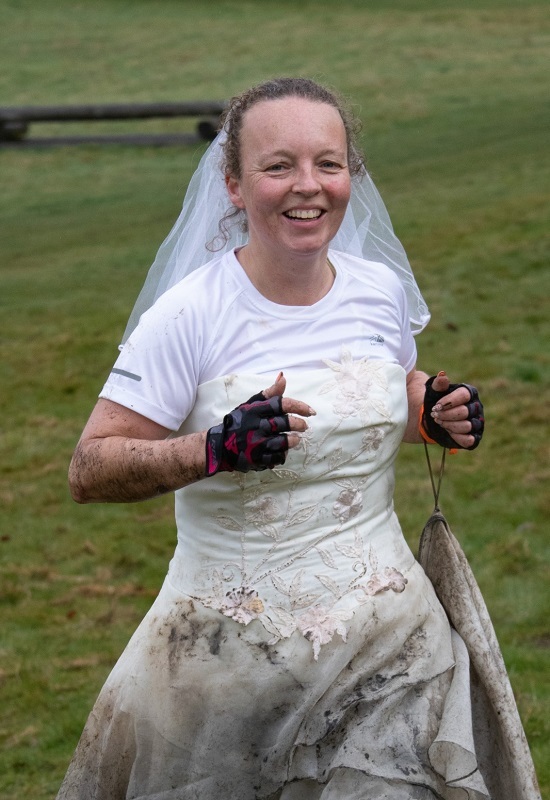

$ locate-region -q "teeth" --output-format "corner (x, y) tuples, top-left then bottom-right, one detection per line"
(285, 209), (322, 219)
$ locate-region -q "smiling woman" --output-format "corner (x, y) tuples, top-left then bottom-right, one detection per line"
(225, 97), (351, 305)
(55, 77), (536, 800)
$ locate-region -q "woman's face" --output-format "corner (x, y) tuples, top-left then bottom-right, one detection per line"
(226, 97), (351, 261)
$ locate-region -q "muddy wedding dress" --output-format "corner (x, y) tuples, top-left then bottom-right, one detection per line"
(57, 362), (503, 800)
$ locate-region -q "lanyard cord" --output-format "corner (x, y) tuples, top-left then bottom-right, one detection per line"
(424, 443), (446, 512)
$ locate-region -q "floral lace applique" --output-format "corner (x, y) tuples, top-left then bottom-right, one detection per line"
(320, 348), (391, 424)
(357, 548), (408, 597)
(333, 485), (363, 522)
(220, 587), (265, 625)
(194, 354), (408, 658)
(203, 527), (408, 659)
(296, 605), (354, 660)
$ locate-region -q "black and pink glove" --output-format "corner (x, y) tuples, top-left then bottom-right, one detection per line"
(421, 376), (485, 451)
(205, 392), (290, 475)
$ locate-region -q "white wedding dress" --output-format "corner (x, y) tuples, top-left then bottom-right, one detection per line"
(57, 361), (493, 800)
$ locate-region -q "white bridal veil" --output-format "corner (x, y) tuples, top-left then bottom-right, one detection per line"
(121, 131), (430, 344)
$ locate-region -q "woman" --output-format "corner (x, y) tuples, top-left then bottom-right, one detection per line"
(58, 78), (493, 799)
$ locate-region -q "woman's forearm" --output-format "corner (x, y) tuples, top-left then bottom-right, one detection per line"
(68, 431), (207, 504)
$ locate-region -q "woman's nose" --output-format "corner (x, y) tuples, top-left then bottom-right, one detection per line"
(292, 166), (321, 195)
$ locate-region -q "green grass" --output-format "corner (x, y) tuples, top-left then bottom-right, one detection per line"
(1, 1), (549, 797)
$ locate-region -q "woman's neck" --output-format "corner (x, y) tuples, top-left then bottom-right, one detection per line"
(236, 245), (335, 306)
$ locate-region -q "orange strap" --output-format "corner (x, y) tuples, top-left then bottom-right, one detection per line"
(418, 404), (437, 445)
(418, 404), (458, 454)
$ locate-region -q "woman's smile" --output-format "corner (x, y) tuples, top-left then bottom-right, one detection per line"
(284, 208), (324, 220)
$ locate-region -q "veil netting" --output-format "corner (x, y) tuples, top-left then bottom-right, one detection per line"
(121, 131), (430, 345)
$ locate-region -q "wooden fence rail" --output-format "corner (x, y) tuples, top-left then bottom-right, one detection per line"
(0, 101), (226, 147)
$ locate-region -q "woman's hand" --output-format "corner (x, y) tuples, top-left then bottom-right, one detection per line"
(205, 372), (315, 475)
(421, 371), (485, 450)
(69, 373), (315, 503)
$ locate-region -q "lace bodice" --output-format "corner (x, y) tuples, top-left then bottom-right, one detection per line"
(169, 353), (415, 657)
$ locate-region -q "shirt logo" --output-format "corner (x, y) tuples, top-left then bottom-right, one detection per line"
(368, 334), (385, 346)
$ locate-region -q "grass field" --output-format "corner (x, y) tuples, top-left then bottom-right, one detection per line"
(1, 1), (549, 797)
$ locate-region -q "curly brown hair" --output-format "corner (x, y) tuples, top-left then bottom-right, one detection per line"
(221, 76), (364, 179)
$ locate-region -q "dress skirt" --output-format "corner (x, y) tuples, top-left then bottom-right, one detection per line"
(56, 365), (538, 799)
(56, 561), (495, 800)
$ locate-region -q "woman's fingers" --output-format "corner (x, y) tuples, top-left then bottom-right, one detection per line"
(263, 372), (316, 419)
(431, 372), (472, 411)
(431, 394), (480, 439)
(448, 432), (476, 449)
(431, 414), (476, 449)
(287, 433), (301, 449)
(437, 419), (472, 434)
(262, 371), (286, 399)
(432, 388), (473, 412)
(430, 371), (450, 393)
(286, 414), (309, 432)
(285, 411), (313, 450)
(282, 397), (316, 417)
(432, 404), (469, 422)
(258, 372), (316, 452)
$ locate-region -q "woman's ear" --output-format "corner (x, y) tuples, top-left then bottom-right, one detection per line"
(225, 174), (246, 210)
